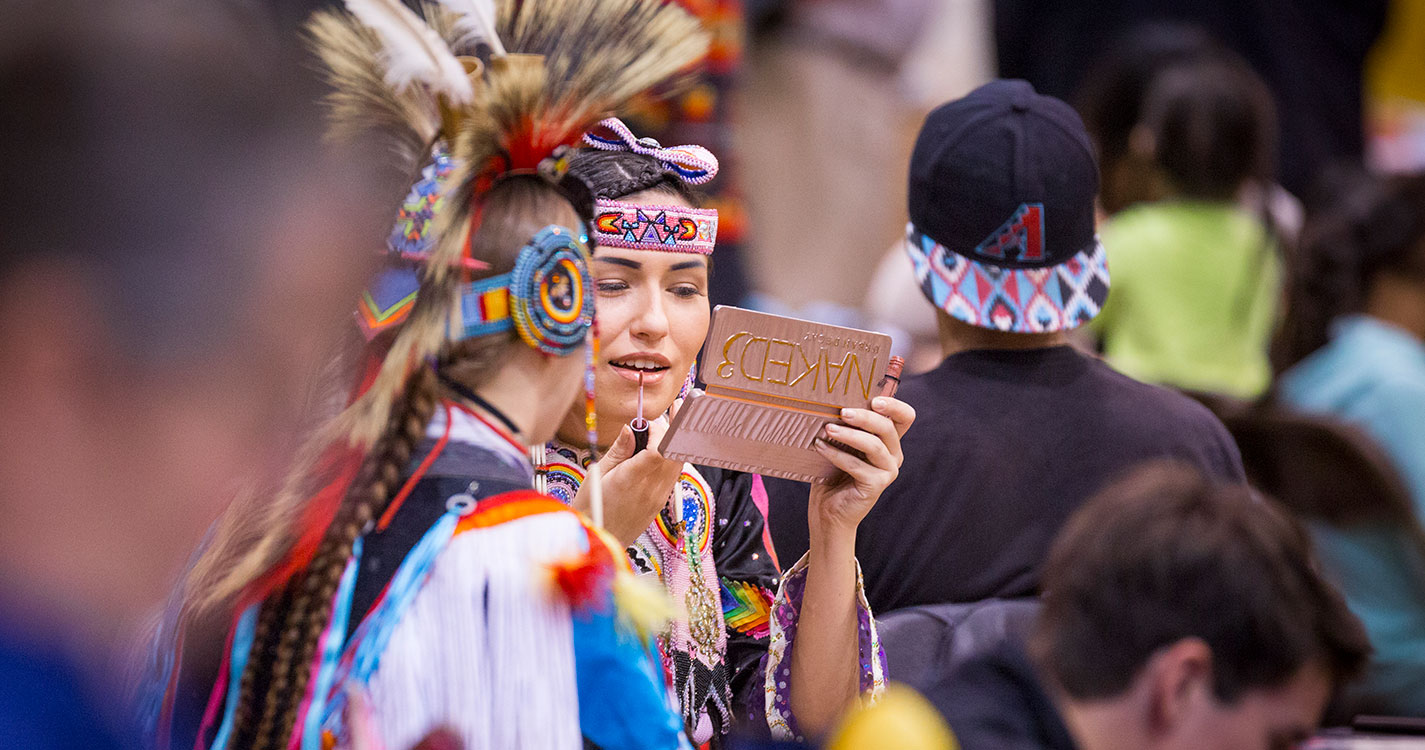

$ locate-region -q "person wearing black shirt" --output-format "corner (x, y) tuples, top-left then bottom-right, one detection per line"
(767, 80), (1245, 613)
(924, 464), (1370, 750)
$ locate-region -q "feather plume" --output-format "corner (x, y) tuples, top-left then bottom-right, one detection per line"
(428, 0), (710, 273)
(345, 0), (474, 104)
(307, 10), (439, 166)
(497, 0), (710, 124)
(433, 0), (505, 55)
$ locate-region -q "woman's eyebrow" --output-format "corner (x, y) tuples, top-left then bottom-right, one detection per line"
(670, 259), (706, 271)
(593, 256), (642, 270)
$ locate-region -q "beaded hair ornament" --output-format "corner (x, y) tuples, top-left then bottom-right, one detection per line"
(357, 145), (595, 357)
(582, 118), (720, 255)
(461, 224), (594, 355)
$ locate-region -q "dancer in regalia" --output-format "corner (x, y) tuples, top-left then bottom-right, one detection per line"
(139, 3), (710, 749)
(536, 121), (915, 746)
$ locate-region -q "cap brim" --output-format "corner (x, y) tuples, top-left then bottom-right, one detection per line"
(904, 224), (1109, 334)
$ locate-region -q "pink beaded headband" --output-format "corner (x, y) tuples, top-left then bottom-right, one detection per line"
(592, 199), (718, 255)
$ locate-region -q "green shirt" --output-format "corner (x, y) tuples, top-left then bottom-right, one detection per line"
(1092, 201), (1281, 398)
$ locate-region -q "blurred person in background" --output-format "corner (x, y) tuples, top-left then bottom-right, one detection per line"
(0, 1), (388, 747)
(1364, 0), (1425, 173)
(1275, 171), (1425, 716)
(736, 0), (990, 313)
(766, 81), (1244, 613)
(993, 0), (1387, 199)
(925, 462), (1371, 750)
(1084, 44), (1283, 399)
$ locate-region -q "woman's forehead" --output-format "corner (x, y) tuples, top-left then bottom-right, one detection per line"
(592, 246), (708, 273)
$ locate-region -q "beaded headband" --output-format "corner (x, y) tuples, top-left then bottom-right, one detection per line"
(591, 199), (718, 255)
(583, 117), (720, 185)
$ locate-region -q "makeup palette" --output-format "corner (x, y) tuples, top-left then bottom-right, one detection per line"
(659, 306), (900, 484)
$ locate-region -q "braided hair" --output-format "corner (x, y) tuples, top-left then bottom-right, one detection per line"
(225, 176), (582, 750)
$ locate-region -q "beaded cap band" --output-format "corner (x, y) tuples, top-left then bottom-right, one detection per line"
(583, 117), (719, 185)
(592, 199), (717, 255)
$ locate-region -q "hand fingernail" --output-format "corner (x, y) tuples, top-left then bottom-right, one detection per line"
(872, 397), (886, 410)
(825, 424), (843, 436)
(840, 407), (855, 419)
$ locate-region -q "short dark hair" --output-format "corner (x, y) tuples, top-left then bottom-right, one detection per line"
(1031, 462), (1370, 703)
(1137, 56), (1277, 202)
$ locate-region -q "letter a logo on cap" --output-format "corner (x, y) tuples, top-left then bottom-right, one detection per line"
(974, 203), (1045, 263)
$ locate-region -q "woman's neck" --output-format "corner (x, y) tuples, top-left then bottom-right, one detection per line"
(441, 375), (534, 446)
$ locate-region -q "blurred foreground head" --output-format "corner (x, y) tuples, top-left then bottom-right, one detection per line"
(1031, 463), (1370, 750)
(0, 0), (389, 647)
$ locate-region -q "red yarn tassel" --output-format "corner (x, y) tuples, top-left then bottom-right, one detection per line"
(549, 533), (616, 612)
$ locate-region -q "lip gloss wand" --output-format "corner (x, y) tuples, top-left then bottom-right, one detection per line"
(631, 370), (650, 454)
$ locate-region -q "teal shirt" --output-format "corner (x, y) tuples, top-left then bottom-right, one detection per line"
(1093, 201), (1280, 398)
(1279, 315), (1425, 715)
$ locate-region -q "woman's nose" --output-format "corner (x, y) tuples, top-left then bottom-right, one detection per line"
(629, 292), (670, 340)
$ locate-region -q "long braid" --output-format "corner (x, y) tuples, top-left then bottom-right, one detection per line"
(268, 364), (439, 749)
(221, 178), (551, 750)
(226, 585), (289, 750)
(225, 363), (441, 750)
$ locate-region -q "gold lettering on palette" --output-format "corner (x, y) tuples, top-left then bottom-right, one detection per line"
(707, 308), (888, 409)
(659, 306), (896, 483)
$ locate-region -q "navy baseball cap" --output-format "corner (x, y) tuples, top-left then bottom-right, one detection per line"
(905, 79), (1109, 333)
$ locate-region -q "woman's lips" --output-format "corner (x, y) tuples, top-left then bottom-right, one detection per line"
(609, 357), (669, 382)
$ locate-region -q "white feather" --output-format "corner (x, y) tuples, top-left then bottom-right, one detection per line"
(345, 0), (474, 104)
(435, 0), (505, 56)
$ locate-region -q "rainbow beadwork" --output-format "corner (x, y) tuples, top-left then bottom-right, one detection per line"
(592, 199), (718, 255)
(509, 225), (596, 356)
(455, 225), (594, 357)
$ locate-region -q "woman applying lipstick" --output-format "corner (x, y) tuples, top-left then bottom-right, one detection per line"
(538, 120), (914, 746)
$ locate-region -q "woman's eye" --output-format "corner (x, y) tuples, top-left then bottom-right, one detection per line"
(671, 284), (704, 299)
(596, 280), (629, 294)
